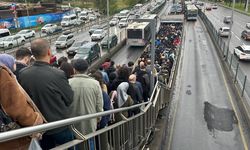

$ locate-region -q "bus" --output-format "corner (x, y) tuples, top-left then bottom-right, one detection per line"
(127, 22), (151, 46)
(185, 4), (198, 21)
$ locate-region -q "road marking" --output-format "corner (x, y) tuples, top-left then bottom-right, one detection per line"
(215, 42), (249, 150)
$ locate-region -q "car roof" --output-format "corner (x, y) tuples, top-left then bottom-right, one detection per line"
(241, 45), (250, 50)
(94, 29), (103, 32)
(81, 42), (97, 48)
(222, 27), (230, 29)
(244, 30), (250, 32)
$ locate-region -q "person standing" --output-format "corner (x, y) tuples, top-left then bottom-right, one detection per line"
(69, 59), (103, 135)
(14, 47), (32, 79)
(18, 39), (74, 150)
(0, 55), (44, 150)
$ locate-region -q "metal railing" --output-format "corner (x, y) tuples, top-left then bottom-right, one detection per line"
(0, 81), (170, 150)
(198, 9), (250, 124)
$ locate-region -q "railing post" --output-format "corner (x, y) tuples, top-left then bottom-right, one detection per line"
(234, 63), (239, 83)
(229, 54), (233, 69)
(242, 75), (247, 97)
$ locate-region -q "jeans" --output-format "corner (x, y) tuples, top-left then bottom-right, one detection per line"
(40, 128), (75, 150)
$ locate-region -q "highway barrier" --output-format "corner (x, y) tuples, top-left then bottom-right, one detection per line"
(198, 9), (250, 127)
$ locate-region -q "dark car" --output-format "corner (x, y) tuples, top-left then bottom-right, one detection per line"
(100, 34), (118, 49)
(241, 30), (250, 40)
(89, 25), (103, 35)
(223, 16), (232, 24)
(66, 40), (89, 56)
(73, 42), (101, 64)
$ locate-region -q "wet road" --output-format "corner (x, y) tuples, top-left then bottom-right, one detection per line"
(165, 19), (248, 150)
(204, 6), (250, 80)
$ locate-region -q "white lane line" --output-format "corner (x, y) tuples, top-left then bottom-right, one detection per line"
(231, 31), (246, 45)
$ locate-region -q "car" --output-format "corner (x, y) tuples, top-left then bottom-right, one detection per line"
(234, 45), (250, 60)
(0, 35), (25, 49)
(41, 24), (58, 34)
(109, 18), (119, 26)
(206, 5), (212, 10)
(246, 23), (250, 29)
(218, 27), (230, 37)
(89, 14), (97, 21)
(16, 29), (35, 39)
(100, 34), (118, 49)
(55, 33), (75, 49)
(89, 25), (103, 35)
(118, 18), (128, 28)
(223, 16), (232, 24)
(67, 40), (89, 56)
(241, 30), (250, 40)
(74, 42), (101, 64)
(91, 29), (106, 41)
(212, 4), (218, 9)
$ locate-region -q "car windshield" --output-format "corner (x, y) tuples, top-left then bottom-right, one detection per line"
(72, 42), (83, 47)
(120, 20), (126, 22)
(57, 37), (67, 41)
(92, 25), (100, 29)
(93, 30), (102, 34)
(62, 18), (69, 21)
(224, 29), (230, 31)
(77, 47), (90, 54)
(18, 30), (27, 34)
(44, 24), (51, 27)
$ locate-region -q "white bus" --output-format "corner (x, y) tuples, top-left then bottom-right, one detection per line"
(61, 14), (77, 27)
(186, 4), (198, 21)
(127, 22), (151, 46)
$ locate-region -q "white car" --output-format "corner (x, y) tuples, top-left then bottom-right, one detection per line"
(246, 23), (250, 29)
(91, 29), (106, 41)
(55, 33), (75, 49)
(0, 35), (25, 48)
(118, 18), (128, 28)
(89, 14), (97, 21)
(109, 18), (119, 26)
(41, 24), (57, 34)
(16, 29), (35, 39)
(234, 45), (250, 60)
(218, 27), (230, 37)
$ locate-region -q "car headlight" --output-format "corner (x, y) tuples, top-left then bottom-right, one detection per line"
(84, 56), (88, 59)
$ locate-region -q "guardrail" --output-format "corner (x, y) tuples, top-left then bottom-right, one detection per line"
(198, 9), (250, 127)
(0, 81), (169, 150)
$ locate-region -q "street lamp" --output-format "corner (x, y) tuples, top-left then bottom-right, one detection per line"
(25, 0), (31, 29)
(107, 0), (110, 53)
(225, 0), (235, 61)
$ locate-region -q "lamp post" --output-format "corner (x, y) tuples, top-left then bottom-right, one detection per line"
(107, 0), (110, 53)
(225, 0), (235, 61)
(246, 0), (249, 12)
(25, 0), (31, 29)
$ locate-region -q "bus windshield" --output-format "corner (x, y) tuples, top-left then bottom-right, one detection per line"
(127, 29), (142, 39)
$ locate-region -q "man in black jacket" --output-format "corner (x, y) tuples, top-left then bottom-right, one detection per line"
(19, 39), (74, 150)
(14, 47), (32, 79)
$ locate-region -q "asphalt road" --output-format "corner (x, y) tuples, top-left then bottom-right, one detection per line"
(165, 19), (248, 150)
(204, 5), (250, 79)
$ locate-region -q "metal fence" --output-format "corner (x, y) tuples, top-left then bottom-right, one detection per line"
(198, 9), (250, 119)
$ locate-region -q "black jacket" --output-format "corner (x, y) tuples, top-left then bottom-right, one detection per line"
(14, 62), (27, 79)
(19, 61), (74, 133)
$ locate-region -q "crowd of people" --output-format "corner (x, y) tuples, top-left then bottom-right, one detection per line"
(0, 22), (182, 150)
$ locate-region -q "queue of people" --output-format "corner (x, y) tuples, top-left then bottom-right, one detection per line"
(0, 22), (182, 150)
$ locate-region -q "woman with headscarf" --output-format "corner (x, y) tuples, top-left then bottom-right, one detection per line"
(115, 82), (134, 122)
(0, 54), (44, 149)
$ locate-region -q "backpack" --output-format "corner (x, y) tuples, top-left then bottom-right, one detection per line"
(136, 69), (150, 93)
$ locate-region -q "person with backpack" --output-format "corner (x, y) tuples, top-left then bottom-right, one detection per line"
(136, 61), (150, 102)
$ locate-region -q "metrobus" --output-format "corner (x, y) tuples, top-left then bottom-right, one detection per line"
(185, 4), (198, 21)
(127, 22), (151, 46)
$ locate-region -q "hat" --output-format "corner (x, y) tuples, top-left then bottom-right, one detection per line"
(72, 59), (88, 72)
(0, 54), (15, 71)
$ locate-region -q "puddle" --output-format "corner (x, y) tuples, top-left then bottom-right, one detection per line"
(204, 102), (237, 132)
